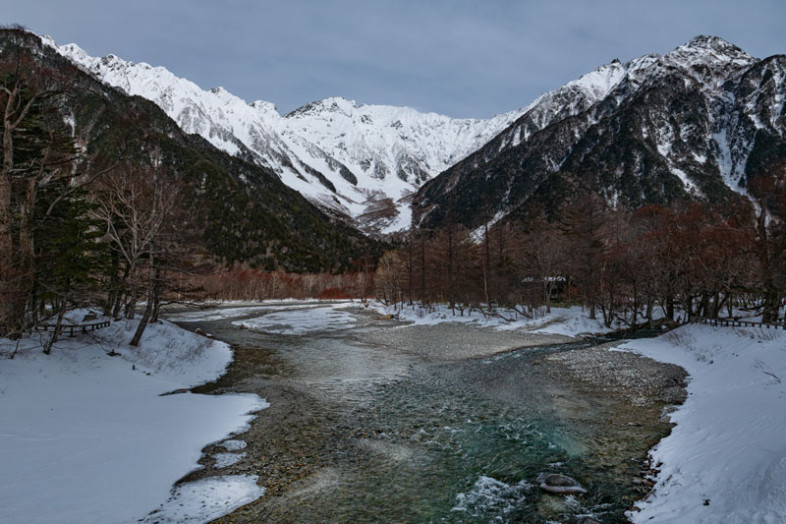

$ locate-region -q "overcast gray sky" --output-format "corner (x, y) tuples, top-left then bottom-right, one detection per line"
(6, 0), (786, 118)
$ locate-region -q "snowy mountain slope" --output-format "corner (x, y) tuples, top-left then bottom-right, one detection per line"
(414, 36), (786, 230)
(54, 42), (523, 234)
(279, 96), (522, 192)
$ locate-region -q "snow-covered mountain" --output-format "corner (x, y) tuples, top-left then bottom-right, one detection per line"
(414, 36), (786, 230)
(54, 42), (523, 234)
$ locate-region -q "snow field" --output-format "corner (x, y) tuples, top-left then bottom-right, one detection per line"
(368, 301), (608, 337)
(230, 302), (359, 334)
(622, 324), (786, 523)
(0, 312), (266, 524)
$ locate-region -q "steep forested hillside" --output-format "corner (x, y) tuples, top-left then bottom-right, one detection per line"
(2, 29), (380, 272)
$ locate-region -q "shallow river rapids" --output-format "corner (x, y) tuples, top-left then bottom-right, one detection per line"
(172, 302), (685, 523)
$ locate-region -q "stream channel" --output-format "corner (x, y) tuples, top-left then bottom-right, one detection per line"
(171, 302), (686, 523)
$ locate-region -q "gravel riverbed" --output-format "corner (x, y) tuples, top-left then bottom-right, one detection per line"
(171, 311), (686, 523)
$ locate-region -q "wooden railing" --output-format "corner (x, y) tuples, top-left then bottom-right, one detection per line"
(692, 317), (786, 330)
(38, 320), (112, 337)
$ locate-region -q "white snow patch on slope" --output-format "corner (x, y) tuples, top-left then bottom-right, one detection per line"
(565, 60), (627, 101)
(712, 129), (742, 188)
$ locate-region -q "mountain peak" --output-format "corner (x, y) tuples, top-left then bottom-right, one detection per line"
(685, 35), (738, 51)
(670, 35), (755, 65)
(286, 96), (360, 118)
(250, 100), (279, 116)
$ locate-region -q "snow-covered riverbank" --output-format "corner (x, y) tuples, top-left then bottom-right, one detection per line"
(0, 311), (266, 523)
(621, 324), (786, 523)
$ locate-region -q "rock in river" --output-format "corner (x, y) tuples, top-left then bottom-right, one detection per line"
(537, 473), (588, 495)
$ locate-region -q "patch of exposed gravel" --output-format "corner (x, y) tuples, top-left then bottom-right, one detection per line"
(544, 343), (688, 406)
(355, 322), (574, 361)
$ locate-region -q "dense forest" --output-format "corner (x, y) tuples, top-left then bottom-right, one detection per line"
(375, 187), (786, 328)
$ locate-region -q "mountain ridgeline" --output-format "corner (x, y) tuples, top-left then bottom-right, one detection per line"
(57, 42), (524, 235)
(0, 29), (380, 272)
(55, 34), (786, 236)
(414, 36), (786, 230)
(4, 29), (786, 335)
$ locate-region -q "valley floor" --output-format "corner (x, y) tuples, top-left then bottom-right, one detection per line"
(1, 302), (784, 523)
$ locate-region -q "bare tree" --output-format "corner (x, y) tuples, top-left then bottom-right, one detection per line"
(90, 151), (179, 344)
(562, 194), (608, 319)
(523, 221), (569, 314)
(375, 250), (405, 308)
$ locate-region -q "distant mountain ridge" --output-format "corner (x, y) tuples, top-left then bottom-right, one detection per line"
(414, 36), (786, 230)
(54, 41), (523, 234)
(51, 34), (786, 236)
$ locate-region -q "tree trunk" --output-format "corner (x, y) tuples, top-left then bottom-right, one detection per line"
(0, 175), (14, 334)
(17, 177), (37, 322)
(129, 300), (151, 347)
(447, 227), (455, 314)
(419, 234), (426, 304)
(761, 288), (780, 324)
(151, 267), (162, 323)
(666, 294), (675, 322)
(125, 261), (138, 319)
(131, 162), (159, 345)
(484, 224), (492, 312)
(544, 281), (552, 314)
(407, 231), (413, 305)
(43, 299), (67, 355)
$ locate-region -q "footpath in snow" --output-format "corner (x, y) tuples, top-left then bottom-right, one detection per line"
(0, 311), (266, 524)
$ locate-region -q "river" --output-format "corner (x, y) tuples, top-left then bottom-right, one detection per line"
(168, 301), (686, 523)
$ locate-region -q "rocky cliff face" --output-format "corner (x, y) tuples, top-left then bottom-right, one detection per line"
(414, 36), (786, 230)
